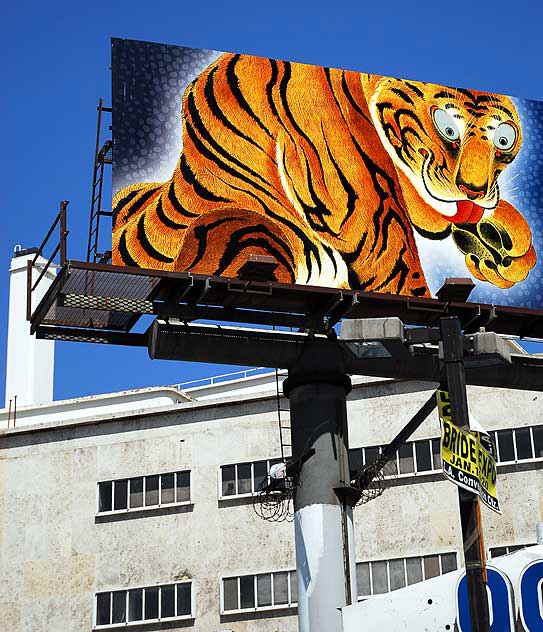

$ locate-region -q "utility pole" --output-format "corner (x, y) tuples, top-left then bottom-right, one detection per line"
(283, 342), (357, 632)
(440, 316), (490, 632)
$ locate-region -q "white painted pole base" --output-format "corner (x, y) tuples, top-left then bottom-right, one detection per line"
(295, 503), (356, 632)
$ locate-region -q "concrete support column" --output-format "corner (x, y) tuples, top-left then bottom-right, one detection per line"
(284, 343), (356, 632)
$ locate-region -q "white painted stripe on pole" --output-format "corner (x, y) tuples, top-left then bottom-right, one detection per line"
(295, 503), (347, 632)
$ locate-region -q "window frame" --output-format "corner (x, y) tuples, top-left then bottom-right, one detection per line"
(96, 470), (192, 516)
(356, 552), (458, 600)
(218, 458), (282, 500)
(220, 568), (298, 615)
(349, 423), (543, 483)
(93, 580), (194, 629)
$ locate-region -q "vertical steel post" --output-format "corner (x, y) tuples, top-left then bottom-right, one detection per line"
(440, 316), (490, 632)
(283, 343), (357, 632)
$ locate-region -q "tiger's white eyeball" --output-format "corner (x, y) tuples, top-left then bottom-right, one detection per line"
(432, 108), (460, 142)
(493, 122), (516, 151)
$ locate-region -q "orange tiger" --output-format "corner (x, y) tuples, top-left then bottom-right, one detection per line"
(112, 53), (536, 295)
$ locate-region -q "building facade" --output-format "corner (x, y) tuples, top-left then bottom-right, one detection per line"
(1, 368), (542, 631)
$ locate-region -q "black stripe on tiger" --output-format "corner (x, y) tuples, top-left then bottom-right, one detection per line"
(186, 217), (242, 270)
(167, 181), (199, 218)
(185, 119), (279, 202)
(226, 55), (273, 139)
(116, 187), (161, 224)
(391, 87), (414, 104)
(341, 73), (373, 125)
(118, 230), (139, 267)
(179, 155), (230, 203)
(113, 189), (139, 221)
(215, 225), (296, 280)
(372, 245), (409, 293)
(320, 125), (358, 230)
(204, 66), (268, 155)
(186, 90), (278, 193)
(137, 214), (174, 263)
(279, 62), (326, 176)
(155, 198), (188, 230)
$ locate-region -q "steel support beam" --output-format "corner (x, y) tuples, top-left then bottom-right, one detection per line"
(148, 320), (543, 391)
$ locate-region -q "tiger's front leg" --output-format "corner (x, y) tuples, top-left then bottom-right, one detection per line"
(172, 208), (302, 284)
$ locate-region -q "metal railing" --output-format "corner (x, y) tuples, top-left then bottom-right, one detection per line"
(175, 366), (280, 390)
(26, 200), (69, 322)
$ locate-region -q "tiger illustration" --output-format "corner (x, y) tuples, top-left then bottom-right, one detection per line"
(112, 53), (536, 296)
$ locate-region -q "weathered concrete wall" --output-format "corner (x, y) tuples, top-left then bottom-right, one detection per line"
(0, 377), (541, 631)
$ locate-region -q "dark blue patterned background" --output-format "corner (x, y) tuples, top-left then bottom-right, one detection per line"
(112, 38), (543, 311)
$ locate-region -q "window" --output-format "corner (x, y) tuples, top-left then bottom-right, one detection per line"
(97, 471), (191, 514)
(220, 459), (282, 498)
(221, 570), (297, 613)
(349, 438), (441, 479)
(489, 543), (536, 558)
(348, 424), (543, 482)
(95, 582), (192, 627)
(357, 553), (458, 597)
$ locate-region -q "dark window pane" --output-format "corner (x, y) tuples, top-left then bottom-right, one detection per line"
(382, 454), (398, 477)
(98, 482), (112, 512)
(273, 572), (289, 605)
(441, 553), (457, 573)
(237, 463), (252, 494)
(490, 547), (507, 558)
(365, 446), (380, 466)
(406, 557), (423, 585)
(145, 475), (159, 506)
(399, 443), (415, 474)
(144, 586), (159, 620)
(431, 439), (441, 470)
(96, 592), (110, 625)
(348, 448), (363, 480)
(254, 461), (268, 492)
(533, 426), (543, 458)
(423, 555), (440, 579)
(389, 559), (406, 590)
(114, 479), (128, 510)
(509, 545), (523, 553)
(223, 578), (238, 611)
(257, 574), (272, 607)
(177, 583), (191, 616)
(240, 575), (255, 609)
(497, 430), (515, 462)
(415, 440), (432, 472)
(372, 561), (388, 594)
(515, 428), (533, 460)
(176, 471), (190, 502)
(357, 562), (371, 596)
(222, 465), (236, 497)
(289, 571), (298, 604)
(129, 477), (143, 508)
(161, 585), (175, 618)
(161, 473), (175, 504)
(128, 589), (142, 622)
(112, 591), (126, 624)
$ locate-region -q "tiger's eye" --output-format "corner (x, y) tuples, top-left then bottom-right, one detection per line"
(432, 109), (460, 142)
(493, 123), (516, 151)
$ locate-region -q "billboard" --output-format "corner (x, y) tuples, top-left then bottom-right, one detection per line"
(111, 38), (543, 311)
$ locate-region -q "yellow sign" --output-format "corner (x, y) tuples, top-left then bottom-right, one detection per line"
(437, 390), (500, 513)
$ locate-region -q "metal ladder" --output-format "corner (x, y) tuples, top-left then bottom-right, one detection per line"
(275, 369), (292, 460)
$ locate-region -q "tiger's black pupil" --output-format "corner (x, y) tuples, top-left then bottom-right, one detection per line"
(446, 128), (454, 136)
(500, 137), (507, 145)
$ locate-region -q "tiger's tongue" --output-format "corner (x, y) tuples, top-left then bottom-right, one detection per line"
(451, 200), (484, 224)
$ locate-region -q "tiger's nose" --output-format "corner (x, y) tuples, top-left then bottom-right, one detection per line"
(458, 184), (486, 200)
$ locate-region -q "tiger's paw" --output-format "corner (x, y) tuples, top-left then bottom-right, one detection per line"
(451, 200), (536, 289)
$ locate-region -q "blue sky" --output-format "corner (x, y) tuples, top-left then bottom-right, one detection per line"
(2, 0), (543, 402)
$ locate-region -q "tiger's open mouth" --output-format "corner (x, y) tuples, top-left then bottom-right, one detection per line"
(449, 200), (485, 224)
